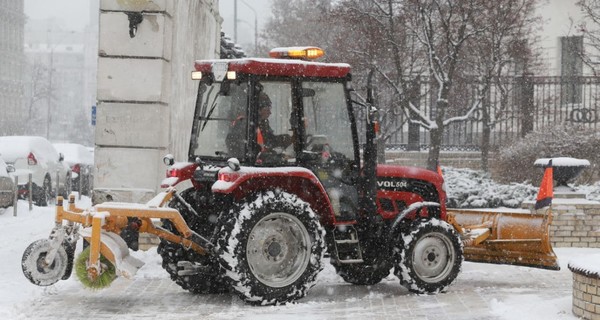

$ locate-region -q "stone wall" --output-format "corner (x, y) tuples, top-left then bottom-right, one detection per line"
(570, 271), (600, 319)
(547, 195), (600, 248)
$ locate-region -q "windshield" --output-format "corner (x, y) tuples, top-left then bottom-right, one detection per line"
(190, 81), (248, 159)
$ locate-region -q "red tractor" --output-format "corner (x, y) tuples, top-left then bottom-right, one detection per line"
(22, 47), (557, 306)
(157, 47), (462, 303)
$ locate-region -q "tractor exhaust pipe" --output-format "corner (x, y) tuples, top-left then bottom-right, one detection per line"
(361, 68), (378, 219)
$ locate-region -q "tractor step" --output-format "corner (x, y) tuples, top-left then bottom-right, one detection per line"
(333, 225), (363, 264)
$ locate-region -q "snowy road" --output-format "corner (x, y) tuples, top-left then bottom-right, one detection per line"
(0, 199), (590, 319)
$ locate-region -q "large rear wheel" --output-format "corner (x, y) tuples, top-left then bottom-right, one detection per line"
(157, 188), (227, 294)
(394, 219), (463, 294)
(217, 191), (325, 305)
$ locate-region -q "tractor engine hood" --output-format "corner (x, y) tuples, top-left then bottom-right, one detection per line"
(376, 164), (444, 186)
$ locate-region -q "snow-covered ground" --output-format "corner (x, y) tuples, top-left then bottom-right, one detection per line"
(0, 196), (597, 319)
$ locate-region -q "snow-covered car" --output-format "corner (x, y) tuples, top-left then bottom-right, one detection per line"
(0, 136), (70, 206)
(0, 155), (15, 209)
(53, 143), (94, 196)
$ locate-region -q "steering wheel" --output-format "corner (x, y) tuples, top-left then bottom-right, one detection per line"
(306, 135), (329, 152)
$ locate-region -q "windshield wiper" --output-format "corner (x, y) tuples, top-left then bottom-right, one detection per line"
(200, 91), (221, 131)
(199, 86), (215, 116)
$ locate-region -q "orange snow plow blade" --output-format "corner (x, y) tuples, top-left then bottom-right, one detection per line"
(447, 207), (559, 270)
(446, 161), (559, 270)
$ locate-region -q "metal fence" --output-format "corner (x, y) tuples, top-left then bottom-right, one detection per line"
(378, 75), (600, 151)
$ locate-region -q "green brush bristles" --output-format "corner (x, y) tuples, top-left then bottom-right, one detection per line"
(75, 247), (117, 289)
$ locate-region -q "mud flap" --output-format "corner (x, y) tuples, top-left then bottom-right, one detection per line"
(79, 229), (145, 278)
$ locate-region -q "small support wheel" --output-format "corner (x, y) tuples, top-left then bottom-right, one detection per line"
(21, 239), (69, 286)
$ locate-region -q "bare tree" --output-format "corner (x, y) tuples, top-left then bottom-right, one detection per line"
(260, 0), (336, 57)
(399, 0), (489, 170)
(262, 0), (540, 171)
(466, 0), (540, 171)
(327, 1), (428, 161)
(262, 0), (424, 162)
(26, 60), (52, 120)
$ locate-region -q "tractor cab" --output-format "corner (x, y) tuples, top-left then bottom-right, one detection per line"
(189, 47), (361, 219)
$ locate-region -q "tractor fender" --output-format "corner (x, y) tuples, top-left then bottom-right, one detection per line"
(160, 162), (199, 188)
(212, 166), (337, 226)
(389, 201), (441, 237)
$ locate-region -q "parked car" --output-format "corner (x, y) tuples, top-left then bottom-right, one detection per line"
(0, 155), (15, 209)
(0, 136), (70, 206)
(53, 143), (94, 196)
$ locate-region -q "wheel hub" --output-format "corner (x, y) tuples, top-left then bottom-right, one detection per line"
(426, 250), (438, 265)
(36, 253), (54, 273)
(246, 212), (312, 288)
(267, 241), (282, 258)
(412, 233), (455, 283)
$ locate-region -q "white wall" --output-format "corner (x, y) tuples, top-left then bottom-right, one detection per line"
(537, 0), (585, 75)
(94, 0), (221, 203)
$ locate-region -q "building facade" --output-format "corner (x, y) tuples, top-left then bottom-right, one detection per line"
(23, 20), (93, 145)
(0, 1), (27, 136)
(93, 0), (221, 203)
(537, 0), (599, 76)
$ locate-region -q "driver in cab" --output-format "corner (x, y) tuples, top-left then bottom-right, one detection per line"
(226, 91), (292, 161)
(256, 92), (292, 151)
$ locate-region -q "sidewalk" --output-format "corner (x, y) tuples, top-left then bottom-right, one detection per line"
(10, 248), (581, 320)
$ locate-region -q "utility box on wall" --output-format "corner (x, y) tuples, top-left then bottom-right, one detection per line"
(93, 0), (221, 204)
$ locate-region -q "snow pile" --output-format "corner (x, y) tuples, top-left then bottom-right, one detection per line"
(443, 166), (600, 208)
(443, 167), (538, 208)
(568, 254), (600, 278)
(52, 143), (94, 166)
(534, 157), (590, 167)
(572, 182), (600, 202)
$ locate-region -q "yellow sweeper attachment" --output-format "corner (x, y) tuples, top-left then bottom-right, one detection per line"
(446, 162), (559, 270)
(21, 188), (212, 289)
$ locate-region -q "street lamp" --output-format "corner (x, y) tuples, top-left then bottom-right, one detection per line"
(234, 0), (258, 55)
(45, 30), (74, 140)
(45, 46), (54, 140)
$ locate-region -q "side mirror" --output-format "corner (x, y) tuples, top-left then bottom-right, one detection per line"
(163, 154), (175, 166)
(59, 153), (64, 162)
(6, 164), (15, 173)
(227, 158), (240, 171)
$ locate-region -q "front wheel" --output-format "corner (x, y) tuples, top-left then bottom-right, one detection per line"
(394, 219), (463, 294)
(217, 191), (325, 305)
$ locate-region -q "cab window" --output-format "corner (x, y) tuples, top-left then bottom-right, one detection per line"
(302, 81), (354, 159)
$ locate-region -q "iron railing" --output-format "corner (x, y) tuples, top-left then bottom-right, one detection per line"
(363, 75), (600, 150)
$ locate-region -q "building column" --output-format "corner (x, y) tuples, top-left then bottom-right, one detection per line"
(94, 0), (221, 204)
